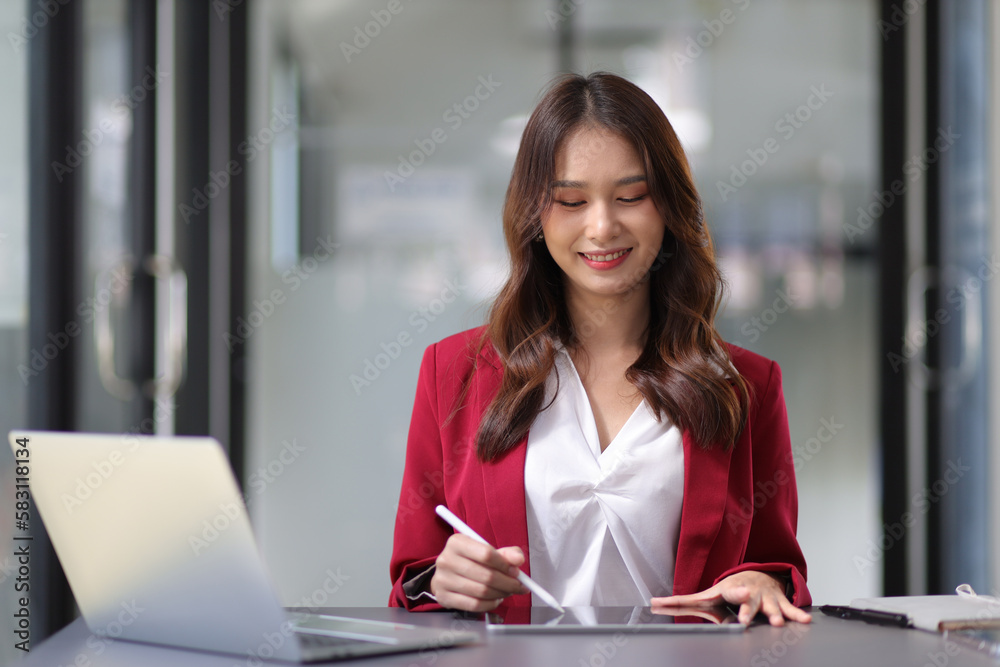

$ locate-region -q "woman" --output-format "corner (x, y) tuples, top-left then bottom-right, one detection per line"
(389, 72), (812, 626)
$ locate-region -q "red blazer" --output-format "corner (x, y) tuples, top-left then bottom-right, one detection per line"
(389, 327), (811, 610)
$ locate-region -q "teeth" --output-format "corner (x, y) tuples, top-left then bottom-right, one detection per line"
(583, 249), (628, 262)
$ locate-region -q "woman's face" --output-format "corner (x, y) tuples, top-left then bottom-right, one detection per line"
(540, 125), (666, 303)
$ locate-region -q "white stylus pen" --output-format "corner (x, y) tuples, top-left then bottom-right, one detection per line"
(435, 505), (565, 614)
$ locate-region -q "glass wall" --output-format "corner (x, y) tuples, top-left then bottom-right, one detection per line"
(75, 0), (135, 435)
(0, 0), (29, 661)
(244, 0), (879, 606)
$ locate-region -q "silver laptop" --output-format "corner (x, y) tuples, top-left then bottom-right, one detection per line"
(8, 430), (477, 662)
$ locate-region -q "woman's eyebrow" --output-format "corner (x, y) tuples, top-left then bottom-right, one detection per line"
(550, 175), (647, 189)
(551, 179), (585, 189)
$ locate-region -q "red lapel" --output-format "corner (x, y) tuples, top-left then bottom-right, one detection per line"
(673, 430), (735, 593)
(474, 343), (532, 576)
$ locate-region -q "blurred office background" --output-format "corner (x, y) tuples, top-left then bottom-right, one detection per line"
(1, 0), (998, 654)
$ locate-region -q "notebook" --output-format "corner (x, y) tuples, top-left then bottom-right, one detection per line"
(8, 430), (477, 662)
(851, 587), (1000, 632)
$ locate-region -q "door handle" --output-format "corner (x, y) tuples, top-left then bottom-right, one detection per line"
(94, 254), (188, 401)
(94, 256), (137, 401)
(144, 254), (187, 399)
(904, 265), (982, 391)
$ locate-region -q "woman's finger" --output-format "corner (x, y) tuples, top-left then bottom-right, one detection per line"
(430, 534), (529, 611)
(758, 593), (787, 627)
(651, 585), (723, 607)
(433, 559), (519, 598)
(445, 535), (518, 574)
(778, 596), (813, 624)
(737, 590), (762, 625)
(437, 553), (525, 597)
(433, 588), (505, 613)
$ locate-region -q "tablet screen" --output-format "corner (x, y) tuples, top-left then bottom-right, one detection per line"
(485, 606), (746, 633)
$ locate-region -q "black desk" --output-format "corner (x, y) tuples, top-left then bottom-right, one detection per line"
(13, 607), (998, 666)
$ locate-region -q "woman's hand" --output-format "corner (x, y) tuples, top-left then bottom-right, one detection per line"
(429, 534), (528, 611)
(650, 571), (812, 626)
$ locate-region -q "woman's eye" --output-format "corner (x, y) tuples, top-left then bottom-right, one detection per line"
(557, 200), (585, 208)
(619, 195), (647, 203)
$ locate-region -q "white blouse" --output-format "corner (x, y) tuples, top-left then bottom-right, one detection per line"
(524, 348), (685, 606)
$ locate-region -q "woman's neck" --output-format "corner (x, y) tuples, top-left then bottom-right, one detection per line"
(565, 282), (651, 357)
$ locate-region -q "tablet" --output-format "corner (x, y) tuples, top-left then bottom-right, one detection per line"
(484, 606), (746, 634)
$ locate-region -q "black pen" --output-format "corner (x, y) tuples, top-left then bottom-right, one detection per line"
(819, 605), (911, 628)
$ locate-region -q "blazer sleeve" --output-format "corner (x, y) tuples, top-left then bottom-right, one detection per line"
(712, 360), (812, 607)
(388, 344), (451, 611)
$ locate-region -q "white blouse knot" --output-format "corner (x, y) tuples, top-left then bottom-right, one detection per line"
(524, 347), (685, 606)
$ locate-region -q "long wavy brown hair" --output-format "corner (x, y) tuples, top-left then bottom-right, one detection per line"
(475, 71), (749, 462)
